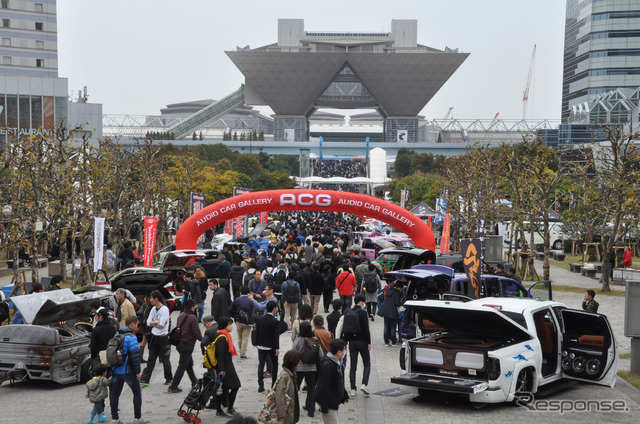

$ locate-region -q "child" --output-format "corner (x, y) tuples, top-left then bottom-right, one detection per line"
(86, 363), (112, 424)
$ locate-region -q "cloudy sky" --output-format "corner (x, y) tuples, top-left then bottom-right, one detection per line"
(57, 0), (566, 121)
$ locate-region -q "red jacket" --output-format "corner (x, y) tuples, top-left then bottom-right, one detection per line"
(336, 271), (356, 297)
(623, 250), (633, 267)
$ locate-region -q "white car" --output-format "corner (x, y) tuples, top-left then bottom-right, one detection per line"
(391, 297), (617, 403)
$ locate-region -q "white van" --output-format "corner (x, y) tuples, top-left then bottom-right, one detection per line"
(508, 221), (567, 250)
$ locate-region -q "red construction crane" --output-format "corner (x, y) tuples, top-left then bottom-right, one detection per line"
(522, 44), (536, 121)
(443, 107), (454, 120)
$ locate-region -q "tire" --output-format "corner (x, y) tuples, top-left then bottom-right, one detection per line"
(513, 368), (534, 405)
(552, 240), (563, 250)
(79, 358), (93, 383)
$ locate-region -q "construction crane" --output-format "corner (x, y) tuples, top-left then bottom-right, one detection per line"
(522, 44), (536, 121)
(443, 107), (454, 120)
(488, 113), (500, 130)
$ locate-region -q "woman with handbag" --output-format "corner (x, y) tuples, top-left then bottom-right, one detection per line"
(167, 299), (202, 394)
(215, 317), (241, 418)
(272, 350), (301, 424)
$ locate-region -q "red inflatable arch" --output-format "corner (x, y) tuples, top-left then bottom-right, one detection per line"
(175, 189), (435, 251)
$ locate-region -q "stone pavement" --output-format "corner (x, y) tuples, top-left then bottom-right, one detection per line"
(1, 257), (640, 423)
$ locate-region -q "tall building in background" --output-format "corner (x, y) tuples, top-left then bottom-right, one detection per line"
(562, 0), (640, 122)
(0, 0), (101, 140)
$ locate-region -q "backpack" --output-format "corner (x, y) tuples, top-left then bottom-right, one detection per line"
(203, 334), (227, 369)
(106, 333), (127, 367)
(284, 281), (299, 304)
(363, 272), (378, 293)
(300, 338), (320, 364)
(273, 269), (287, 292)
(262, 270), (274, 286)
(342, 310), (361, 340)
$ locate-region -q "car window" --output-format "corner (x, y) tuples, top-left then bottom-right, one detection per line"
(552, 305), (566, 331)
(499, 311), (528, 329)
(501, 280), (526, 297)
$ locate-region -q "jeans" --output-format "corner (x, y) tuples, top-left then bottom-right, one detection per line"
(110, 373), (142, 420)
(383, 317), (398, 344)
(171, 341), (197, 389)
(348, 339), (370, 390)
(296, 371), (317, 414)
(340, 295), (353, 314)
(257, 348), (278, 388)
(236, 323), (252, 356)
(141, 334), (172, 383)
(198, 299), (205, 321)
(90, 401), (103, 416)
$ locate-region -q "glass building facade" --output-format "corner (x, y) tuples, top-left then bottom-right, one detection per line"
(562, 0), (640, 122)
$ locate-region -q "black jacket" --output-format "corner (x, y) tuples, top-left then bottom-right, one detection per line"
(210, 287), (231, 322)
(326, 311), (341, 337)
(255, 313), (280, 350)
(230, 265), (245, 288)
(309, 271), (324, 296)
(186, 278), (202, 304)
(90, 318), (117, 358)
(314, 356), (348, 412)
(377, 287), (402, 319)
(215, 333), (241, 389)
(347, 305), (371, 344)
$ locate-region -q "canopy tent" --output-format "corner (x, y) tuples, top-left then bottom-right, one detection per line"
(410, 201), (436, 217)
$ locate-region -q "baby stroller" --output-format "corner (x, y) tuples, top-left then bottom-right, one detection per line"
(177, 371), (219, 424)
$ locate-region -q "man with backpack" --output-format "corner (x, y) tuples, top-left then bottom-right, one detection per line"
(281, 272), (301, 331)
(110, 316), (149, 424)
(341, 294), (371, 399)
(362, 264), (382, 321)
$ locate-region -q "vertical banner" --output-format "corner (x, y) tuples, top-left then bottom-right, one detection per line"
(319, 136), (323, 162)
(93, 217), (105, 273)
(191, 192), (206, 245)
(400, 189), (406, 209)
(259, 211), (268, 225)
(225, 219), (233, 235)
(440, 214), (451, 254)
(143, 217), (158, 268)
(461, 238), (483, 299)
(397, 129), (408, 143)
(365, 136), (370, 166)
(404, 188), (412, 208)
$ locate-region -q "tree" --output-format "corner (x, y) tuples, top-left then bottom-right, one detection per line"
(199, 131), (203, 141)
(235, 154), (264, 176)
(192, 132), (197, 140)
(394, 148), (414, 178)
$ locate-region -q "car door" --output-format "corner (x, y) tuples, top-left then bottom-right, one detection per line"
(528, 281), (553, 300)
(559, 309), (617, 387)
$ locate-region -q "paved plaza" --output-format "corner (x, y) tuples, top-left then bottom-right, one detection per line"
(1, 257), (640, 423)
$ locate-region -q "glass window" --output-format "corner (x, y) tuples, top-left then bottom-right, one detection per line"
(18, 95), (30, 129)
(1, 1), (8, 9)
(54, 96), (67, 125)
(2, 56), (11, 65)
(36, 58), (44, 67)
(35, 22), (43, 31)
(2, 37), (9, 46)
(35, 3), (43, 12)
(31, 96), (42, 128)
(36, 40), (44, 49)
(2, 19), (9, 27)
(0, 95), (5, 126)
(6, 95), (17, 128)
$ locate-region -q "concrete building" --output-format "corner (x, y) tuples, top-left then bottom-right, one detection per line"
(0, 0), (101, 141)
(227, 19), (468, 142)
(562, 0), (640, 122)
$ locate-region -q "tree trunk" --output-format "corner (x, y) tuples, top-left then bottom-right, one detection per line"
(59, 242), (68, 282)
(31, 245), (40, 288)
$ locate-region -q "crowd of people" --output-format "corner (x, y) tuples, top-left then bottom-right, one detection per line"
(84, 211), (406, 424)
(311, 159), (367, 178)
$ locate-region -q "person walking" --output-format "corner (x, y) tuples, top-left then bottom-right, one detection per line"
(361, 264), (381, 321)
(228, 285), (255, 359)
(86, 363), (111, 424)
(281, 272), (302, 331)
(110, 316), (149, 424)
(115, 288), (136, 329)
(343, 294), (371, 398)
(214, 317), (241, 418)
(209, 278), (231, 323)
(321, 264), (336, 313)
(273, 350), (301, 424)
(313, 314), (333, 355)
(336, 265), (357, 313)
(200, 315), (219, 410)
(315, 339), (350, 424)
(291, 303), (314, 342)
(168, 299), (202, 393)
(292, 322), (323, 418)
(229, 258), (245, 299)
(89, 308), (117, 370)
(623, 246), (633, 267)
(255, 300), (280, 392)
(309, 263), (324, 315)
(140, 290), (173, 387)
(377, 280), (403, 346)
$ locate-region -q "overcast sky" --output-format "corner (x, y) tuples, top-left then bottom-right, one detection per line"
(57, 0), (566, 121)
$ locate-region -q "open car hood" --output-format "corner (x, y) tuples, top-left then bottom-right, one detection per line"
(404, 299), (533, 341)
(159, 250), (205, 270)
(12, 288), (113, 325)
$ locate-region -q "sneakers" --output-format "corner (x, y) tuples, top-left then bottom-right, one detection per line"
(264, 370), (271, 377)
(217, 410), (231, 418)
(139, 381), (149, 387)
(349, 388), (357, 398)
(258, 386), (265, 393)
(167, 386), (182, 393)
(360, 384), (370, 397)
(240, 354), (247, 359)
(133, 419), (149, 424)
(164, 379), (173, 385)
(227, 408), (237, 416)
(96, 414), (107, 423)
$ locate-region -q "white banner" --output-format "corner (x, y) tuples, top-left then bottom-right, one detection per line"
(94, 217), (105, 273)
(397, 130), (408, 143)
(284, 128), (295, 142)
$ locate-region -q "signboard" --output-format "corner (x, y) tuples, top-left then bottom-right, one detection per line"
(440, 214), (451, 254)
(461, 238), (482, 299)
(191, 192), (206, 245)
(143, 217), (158, 268)
(284, 129), (295, 142)
(93, 217), (105, 273)
(397, 130), (408, 143)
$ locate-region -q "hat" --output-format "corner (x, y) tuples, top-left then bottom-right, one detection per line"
(241, 251), (249, 257)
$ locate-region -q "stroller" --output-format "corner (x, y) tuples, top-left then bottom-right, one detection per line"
(177, 371), (219, 424)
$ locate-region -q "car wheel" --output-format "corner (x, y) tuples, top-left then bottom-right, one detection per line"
(80, 358), (93, 383)
(513, 368), (534, 405)
(552, 240), (563, 250)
